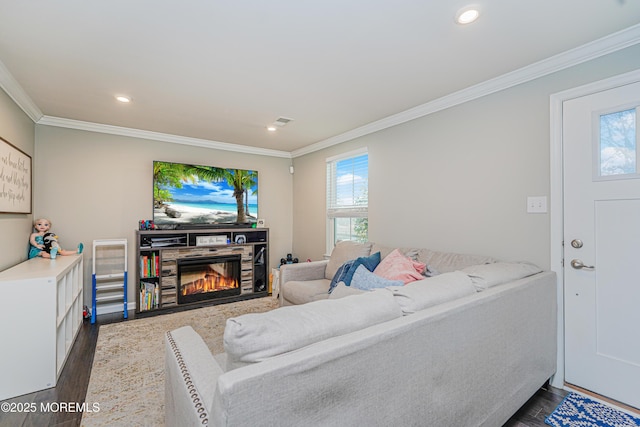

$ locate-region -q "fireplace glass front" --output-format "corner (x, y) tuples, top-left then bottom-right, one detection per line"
(177, 255), (241, 304)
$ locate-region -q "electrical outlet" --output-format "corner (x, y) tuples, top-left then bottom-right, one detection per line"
(527, 196), (547, 213)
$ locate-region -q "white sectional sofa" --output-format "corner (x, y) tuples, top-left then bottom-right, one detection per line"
(165, 242), (557, 426)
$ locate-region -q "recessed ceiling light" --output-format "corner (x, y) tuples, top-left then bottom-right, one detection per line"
(455, 6), (480, 25)
(267, 116), (294, 132)
(115, 95), (131, 103)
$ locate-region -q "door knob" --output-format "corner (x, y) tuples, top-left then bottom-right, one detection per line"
(571, 239), (583, 248)
(570, 259), (595, 270)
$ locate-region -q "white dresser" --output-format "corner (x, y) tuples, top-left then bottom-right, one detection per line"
(0, 254), (83, 400)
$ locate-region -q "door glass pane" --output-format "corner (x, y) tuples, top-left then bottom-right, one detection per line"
(599, 108), (636, 176)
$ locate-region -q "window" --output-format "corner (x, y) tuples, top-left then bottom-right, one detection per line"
(598, 107), (638, 178)
(326, 149), (368, 252)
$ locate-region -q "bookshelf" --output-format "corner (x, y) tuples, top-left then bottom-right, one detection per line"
(136, 227), (269, 314)
(0, 254), (83, 400)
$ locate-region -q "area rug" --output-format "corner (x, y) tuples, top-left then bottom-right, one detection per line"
(545, 392), (640, 427)
(81, 297), (279, 427)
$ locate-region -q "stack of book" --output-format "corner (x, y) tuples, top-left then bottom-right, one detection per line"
(139, 281), (159, 310)
(140, 253), (159, 278)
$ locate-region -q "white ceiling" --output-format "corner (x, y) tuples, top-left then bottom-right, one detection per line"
(0, 1), (639, 157)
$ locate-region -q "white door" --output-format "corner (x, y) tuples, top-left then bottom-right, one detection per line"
(563, 81), (640, 409)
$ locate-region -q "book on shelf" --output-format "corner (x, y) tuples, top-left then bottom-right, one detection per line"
(139, 280), (159, 310)
(139, 252), (160, 278)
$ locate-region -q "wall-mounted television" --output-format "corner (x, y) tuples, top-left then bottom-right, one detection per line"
(153, 160), (258, 228)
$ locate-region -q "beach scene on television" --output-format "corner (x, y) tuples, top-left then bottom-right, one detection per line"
(153, 161), (258, 225)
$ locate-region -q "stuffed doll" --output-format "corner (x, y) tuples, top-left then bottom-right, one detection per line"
(43, 232), (61, 253)
(28, 218), (83, 259)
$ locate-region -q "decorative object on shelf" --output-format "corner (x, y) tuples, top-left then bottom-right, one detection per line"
(256, 219), (266, 228)
(0, 136), (31, 214)
(195, 234), (227, 246)
(139, 219), (156, 230)
(235, 234), (246, 244)
(280, 253), (298, 266)
(28, 218), (84, 259)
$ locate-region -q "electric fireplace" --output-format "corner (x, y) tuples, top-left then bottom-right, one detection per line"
(177, 255), (241, 304)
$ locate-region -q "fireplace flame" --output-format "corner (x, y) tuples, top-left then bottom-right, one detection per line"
(181, 269), (239, 296)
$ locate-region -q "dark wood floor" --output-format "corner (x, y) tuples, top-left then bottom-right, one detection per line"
(0, 310), (568, 427)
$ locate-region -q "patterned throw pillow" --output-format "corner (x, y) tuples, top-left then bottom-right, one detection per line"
(374, 249), (426, 284)
(350, 265), (403, 290)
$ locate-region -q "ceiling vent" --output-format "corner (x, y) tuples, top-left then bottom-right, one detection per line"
(273, 117), (294, 127)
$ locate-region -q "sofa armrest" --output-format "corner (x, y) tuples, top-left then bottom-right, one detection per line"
(280, 260), (329, 284)
(165, 326), (224, 427)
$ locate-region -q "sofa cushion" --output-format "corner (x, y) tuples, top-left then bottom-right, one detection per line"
(350, 265), (403, 291)
(461, 261), (542, 290)
(325, 240), (373, 280)
(387, 271), (476, 315)
(416, 249), (498, 273)
(224, 290), (403, 370)
(328, 282), (367, 299)
(374, 249), (426, 284)
(282, 279), (331, 305)
(370, 244), (420, 261)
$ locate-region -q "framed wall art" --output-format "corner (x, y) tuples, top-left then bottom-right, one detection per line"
(0, 136), (32, 214)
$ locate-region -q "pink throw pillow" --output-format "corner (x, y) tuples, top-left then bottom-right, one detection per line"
(373, 249), (426, 284)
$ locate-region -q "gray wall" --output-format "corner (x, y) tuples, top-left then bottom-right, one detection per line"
(0, 89), (35, 271)
(292, 44), (640, 270)
(34, 125), (293, 307)
(3, 42), (640, 302)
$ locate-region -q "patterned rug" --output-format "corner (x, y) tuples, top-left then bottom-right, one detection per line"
(81, 297), (279, 427)
(545, 392), (640, 427)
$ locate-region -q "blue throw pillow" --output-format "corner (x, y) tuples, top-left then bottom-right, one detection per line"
(328, 259), (355, 294)
(343, 252), (381, 286)
(350, 265), (404, 291)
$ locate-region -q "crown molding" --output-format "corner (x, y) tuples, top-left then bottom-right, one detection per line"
(291, 23), (640, 158)
(0, 59), (43, 122)
(36, 116), (292, 159)
(2, 23), (639, 159)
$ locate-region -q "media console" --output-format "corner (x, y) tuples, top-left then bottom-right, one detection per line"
(136, 227), (268, 314)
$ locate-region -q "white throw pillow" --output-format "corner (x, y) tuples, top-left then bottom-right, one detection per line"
(325, 240), (373, 280)
(461, 261), (542, 290)
(387, 271), (476, 315)
(224, 289), (402, 369)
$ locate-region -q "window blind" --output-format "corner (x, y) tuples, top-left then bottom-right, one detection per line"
(326, 150), (368, 219)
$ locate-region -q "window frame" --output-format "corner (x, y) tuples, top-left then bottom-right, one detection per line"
(592, 104), (640, 181)
(326, 148), (369, 254)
